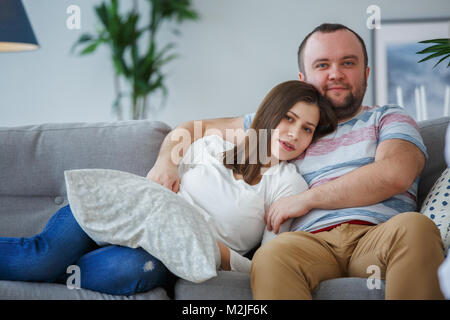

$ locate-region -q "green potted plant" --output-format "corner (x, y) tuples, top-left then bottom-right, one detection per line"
(416, 38), (450, 68)
(72, 0), (199, 120)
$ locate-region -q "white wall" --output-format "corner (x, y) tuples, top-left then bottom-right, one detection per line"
(0, 0), (449, 127)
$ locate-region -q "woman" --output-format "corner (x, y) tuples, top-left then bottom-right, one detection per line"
(0, 80), (336, 296)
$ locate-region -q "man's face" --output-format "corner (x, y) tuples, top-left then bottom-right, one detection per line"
(299, 30), (370, 121)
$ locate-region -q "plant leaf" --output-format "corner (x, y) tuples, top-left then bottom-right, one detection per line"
(416, 44), (450, 54)
(154, 53), (178, 69)
(110, 0), (118, 15)
(139, 42), (175, 80)
(149, 73), (165, 92)
(418, 49), (450, 63)
(432, 53), (450, 68)
(418, 38), (450, 45)
(153, 43), (176, 64)
(76, 33), (94, 43)
(95, 3), (109, 28)
(71, 33), (94, 54)
(73, 0), (201, 118)
(80, 40), (103, 55)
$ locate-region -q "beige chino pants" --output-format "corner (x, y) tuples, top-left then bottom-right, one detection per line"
(251, 212), (445, 299)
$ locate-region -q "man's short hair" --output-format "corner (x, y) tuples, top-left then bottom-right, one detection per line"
(297, 23), (368, 77)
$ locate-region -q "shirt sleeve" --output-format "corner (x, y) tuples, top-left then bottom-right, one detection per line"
(243, 113), (256, 131)
(377, 105), (428, 160)
(261, 163), (308, 245)
(269, 163), (309, 204)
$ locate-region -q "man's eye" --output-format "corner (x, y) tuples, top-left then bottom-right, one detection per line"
(316, 63), (327, 68)
(344, 61), (355, 66)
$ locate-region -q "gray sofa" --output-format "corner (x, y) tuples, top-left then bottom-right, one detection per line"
(0, 116), (449, 300)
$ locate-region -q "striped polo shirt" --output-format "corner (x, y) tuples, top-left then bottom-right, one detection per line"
(243, 104), (428, 233)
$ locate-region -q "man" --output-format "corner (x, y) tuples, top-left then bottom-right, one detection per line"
(147, 23), (445, 299)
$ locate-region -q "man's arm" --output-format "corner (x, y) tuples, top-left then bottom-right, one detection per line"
(306, 138), (425, 208)
(266, 139), (426, 233)
(147, 116), (245, 192)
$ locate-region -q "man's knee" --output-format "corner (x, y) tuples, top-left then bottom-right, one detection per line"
(251, 233), (301, 295)
(389, 212), (439, 234)
(252, 232), (309, 278)
(387, 212), (443, 250)
(253, 233), (295, 266)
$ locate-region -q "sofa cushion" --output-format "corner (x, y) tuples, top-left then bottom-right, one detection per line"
(175, 271), (253, 300)
(65, 169), (219, 283)
(311, 277), (385, 300)
(0, 280), (170, 300)
(420, 167), (450, 255)
(173, 271), (386, 300)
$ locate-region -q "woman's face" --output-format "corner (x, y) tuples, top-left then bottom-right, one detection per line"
(270, 101), (320, 161)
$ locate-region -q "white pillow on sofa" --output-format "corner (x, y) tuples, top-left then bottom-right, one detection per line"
(420, 167), (450, 255)
(64, 169), (218, 283)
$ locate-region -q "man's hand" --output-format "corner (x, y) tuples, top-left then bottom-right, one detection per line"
(146, 160), (180, 193)
(265, 193), (312, 234)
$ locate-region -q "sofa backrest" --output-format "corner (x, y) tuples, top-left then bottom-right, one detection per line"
(417, 117), (450, 208)
(0, 120), (171, 237)
(0, 117), (448, 237)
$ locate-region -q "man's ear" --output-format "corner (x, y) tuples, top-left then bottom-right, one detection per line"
(365, 66), (370, 85)
(298, 72), (306, 82)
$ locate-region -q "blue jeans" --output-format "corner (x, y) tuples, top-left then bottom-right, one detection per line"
(0, 205), (173, 296)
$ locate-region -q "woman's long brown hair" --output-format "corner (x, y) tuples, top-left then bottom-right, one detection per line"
(222, 80), (337, 185)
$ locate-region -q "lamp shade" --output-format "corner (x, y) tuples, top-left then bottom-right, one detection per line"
(0, 0), (39, 52)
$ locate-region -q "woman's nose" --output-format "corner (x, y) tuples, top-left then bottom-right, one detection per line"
(288, 130), (299, 140)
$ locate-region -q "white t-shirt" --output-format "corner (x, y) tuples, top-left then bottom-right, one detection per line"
(176, 135), (308, 255)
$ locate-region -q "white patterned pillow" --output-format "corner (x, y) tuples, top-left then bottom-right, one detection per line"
(420, 167), (450, 255)
(64, 169), (219, 283)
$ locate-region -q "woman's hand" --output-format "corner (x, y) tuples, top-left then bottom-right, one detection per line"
(265, 193), (312, 234)
(146, 160), (180, 193)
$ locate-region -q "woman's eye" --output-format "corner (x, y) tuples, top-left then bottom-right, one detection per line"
(285, 115), (293, 122)
(304, 127), (313, 133)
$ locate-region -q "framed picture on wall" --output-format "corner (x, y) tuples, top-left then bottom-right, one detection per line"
(372, 18), (450, 121)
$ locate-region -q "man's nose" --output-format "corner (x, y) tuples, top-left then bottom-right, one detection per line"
(328, 64), (345, 81)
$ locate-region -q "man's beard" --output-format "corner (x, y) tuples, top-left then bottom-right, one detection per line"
(324, 80), (367, 120)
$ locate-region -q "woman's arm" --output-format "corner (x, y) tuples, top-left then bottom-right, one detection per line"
(216, 240), (252, 273)
(216, 241), (231, 270)
(261, 218), (293, 245)
(146, 117), (245, 192)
